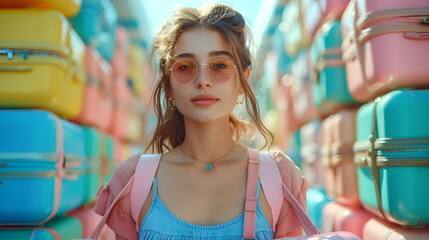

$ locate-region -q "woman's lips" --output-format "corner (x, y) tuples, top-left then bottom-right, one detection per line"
(191, 99), (219, 106)
(191, 95), (219, 106)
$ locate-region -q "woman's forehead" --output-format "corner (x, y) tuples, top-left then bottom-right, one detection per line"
(172, 28), (232, 61)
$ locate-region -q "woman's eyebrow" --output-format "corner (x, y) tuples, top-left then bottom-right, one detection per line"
(209, 51), (233, 59)
(172, 51), (233, 60)
(173, 53), (195, 59)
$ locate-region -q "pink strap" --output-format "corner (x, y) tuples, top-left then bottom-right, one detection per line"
(38, 114), (64, 225)
(256, 151), (320, 236)
(242, 148), (260, 239)
(281, 182), (319, 235)
(130, 154), (162, 231)
(259, 152), (283, 232)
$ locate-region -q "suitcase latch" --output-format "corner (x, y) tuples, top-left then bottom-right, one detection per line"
(0, 49), (14, 59)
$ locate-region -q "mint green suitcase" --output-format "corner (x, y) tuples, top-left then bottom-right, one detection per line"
(354, 89), (429, 226)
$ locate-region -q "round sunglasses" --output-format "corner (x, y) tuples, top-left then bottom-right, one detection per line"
(169, 58), (237, 84)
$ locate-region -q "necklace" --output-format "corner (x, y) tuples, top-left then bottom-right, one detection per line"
(179, 141), (237, 170)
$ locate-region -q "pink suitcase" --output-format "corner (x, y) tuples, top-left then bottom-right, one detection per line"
(291, 51), (321, 124)
(113, 137), (125, 164)
(68, 206), (115, 240)
(72, 47), (114, 131)
(323, 201), (374, 238)
(322, 109), (360, 207)
(363, 218), (429, 240)
(341, 0), (429, 102)
(273, 74), (303, 141)
(110, 26), (129, 79)
(300, 120), (325, 187)
(108, 76), (132, 140)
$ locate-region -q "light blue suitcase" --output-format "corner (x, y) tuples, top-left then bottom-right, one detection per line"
(306, 187), (332, 231)
(69, 0), (118, 60)
(311, 20), (358, 114)
(0, 110), (87, 225)
(353, 89), (429, 227)
(0, 215), (83, 239)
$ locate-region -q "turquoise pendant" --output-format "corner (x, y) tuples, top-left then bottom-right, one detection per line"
(206, 163), (214, 170)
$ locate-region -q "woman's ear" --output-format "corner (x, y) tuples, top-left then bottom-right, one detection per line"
(239, 69), (251, 94)
(244, 69), (251, 82)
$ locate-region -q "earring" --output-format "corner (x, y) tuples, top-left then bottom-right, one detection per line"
(168, 97), (176, 110)
(237, 94), (244, 105)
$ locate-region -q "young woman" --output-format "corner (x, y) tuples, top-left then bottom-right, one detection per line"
(94, 4), (308, 240)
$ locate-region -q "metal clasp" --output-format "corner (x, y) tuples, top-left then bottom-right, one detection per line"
(421, 17), (429, 25)
(0, 49), (14, 59)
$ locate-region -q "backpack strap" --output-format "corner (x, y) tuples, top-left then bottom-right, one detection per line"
(259, 152), (283, 232)
(243, 148), (260, 240)
(130, 154), (162, 231)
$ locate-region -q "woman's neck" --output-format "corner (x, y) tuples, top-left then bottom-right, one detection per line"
(180, 117), (236, 161)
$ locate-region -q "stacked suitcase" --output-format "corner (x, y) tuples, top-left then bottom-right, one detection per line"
(0, 0), (149, 239)
(267, 0), (429, 238)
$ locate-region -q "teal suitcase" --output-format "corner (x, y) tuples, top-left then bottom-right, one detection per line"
(0, 215), (83, 239)
(311, 20), (358, 114)
(82, 127), (102, 205)
(306, 187), (331, 231)
(69, 0), (117, 60)
(354, 89), (429, 227)
(100, 133), (115, 183)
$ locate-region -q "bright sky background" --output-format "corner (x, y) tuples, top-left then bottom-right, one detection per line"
(140, 0), (277, 45)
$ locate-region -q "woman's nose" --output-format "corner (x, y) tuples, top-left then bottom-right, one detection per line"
(194, 65), (212, 88)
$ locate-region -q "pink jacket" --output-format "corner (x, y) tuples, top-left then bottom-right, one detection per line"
(94, 150), (308, 239)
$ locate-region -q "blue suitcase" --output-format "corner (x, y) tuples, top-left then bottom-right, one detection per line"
(0, 110), (87, 225)
(69, 0), (117, 60)
(353, 89), (429, 227)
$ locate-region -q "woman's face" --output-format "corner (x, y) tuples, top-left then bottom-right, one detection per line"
(169, 28), (246, 124)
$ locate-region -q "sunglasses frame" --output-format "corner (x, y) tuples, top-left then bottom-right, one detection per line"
(169, 58), (237, 84)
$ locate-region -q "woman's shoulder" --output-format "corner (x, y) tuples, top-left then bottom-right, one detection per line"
(266, 150), (307, 193)
(107, 154), (141, 196)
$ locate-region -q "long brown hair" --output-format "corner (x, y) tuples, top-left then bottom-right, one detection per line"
(147, 4), (273, 153)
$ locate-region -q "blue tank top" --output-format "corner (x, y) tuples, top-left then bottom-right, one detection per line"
(138, 178), (274, 240)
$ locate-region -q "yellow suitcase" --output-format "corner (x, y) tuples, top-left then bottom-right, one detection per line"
(0, 9), (85, 119)
(128, 44), (147, 96)
(0, 0), (81, 17)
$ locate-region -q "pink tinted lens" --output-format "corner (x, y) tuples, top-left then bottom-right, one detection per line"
(209, 59), (235, 82)
(172, 61), (198, 83)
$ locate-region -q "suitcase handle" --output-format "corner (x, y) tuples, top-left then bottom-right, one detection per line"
(404, 32), (429, 40)
(357, 7), (429, 30)
(0, 66), (33, 71)
(359, 23), (429, 43)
